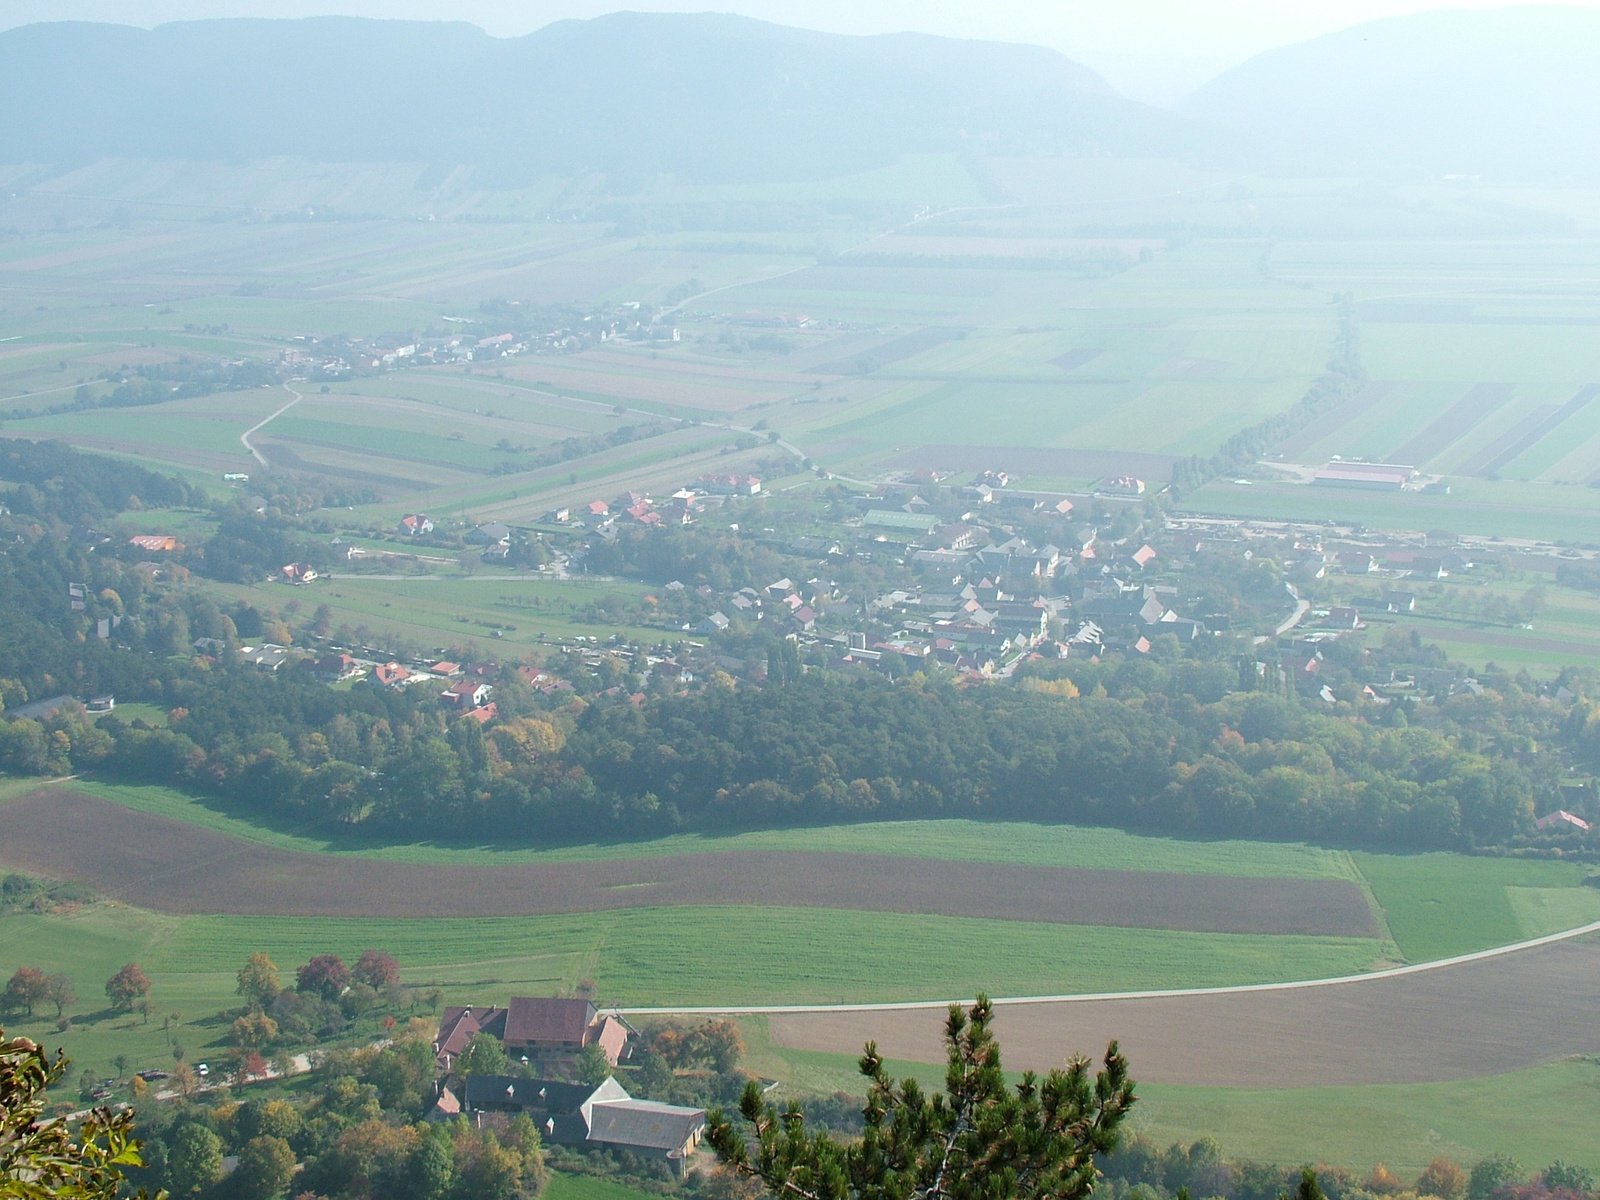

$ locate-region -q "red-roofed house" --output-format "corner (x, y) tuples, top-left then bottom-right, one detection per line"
(375, 662), (412, 687)
(442, 681), (492, 708)
(464, 702), (498, 724)
(430, 661), (461, 676)
(1535, 810), (1591, 833)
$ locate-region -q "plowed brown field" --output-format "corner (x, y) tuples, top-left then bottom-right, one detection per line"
(765, 933), (1600, 1086)
(0, 790), (1376, 935)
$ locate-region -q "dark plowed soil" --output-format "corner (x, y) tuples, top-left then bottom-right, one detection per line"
(0, 790), (1377, 936)
(767, 933), (1600, 1087)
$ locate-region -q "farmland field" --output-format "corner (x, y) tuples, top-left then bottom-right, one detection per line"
(544, 1175), (664, 1200)
(15, 780), (1596, 960)
(754, 1037), (1600, 1174)
(761, 930), (1600, 1086)
(0, 789), (1383, 936)
(8, 188), (1600, 540)
(0, 897), (1387, 1084)
(3, 777), (1596, 1081)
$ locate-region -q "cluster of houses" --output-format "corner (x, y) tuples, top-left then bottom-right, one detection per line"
(277, 306), (683, 383)
(211, 640), (503, 721)
(547, 474), (763, 535)
(429, 997), (706, 1174)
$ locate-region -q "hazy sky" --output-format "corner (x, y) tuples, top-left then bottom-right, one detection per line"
(3, 0), (1597, 101)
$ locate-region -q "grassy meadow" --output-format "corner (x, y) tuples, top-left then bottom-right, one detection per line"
(762, 1043), (1600, 1175)
(741, 1024), (1600, 1174)
(0, 900), (1389, 1083)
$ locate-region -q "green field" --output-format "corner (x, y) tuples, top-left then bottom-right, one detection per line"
(1133, 1060), (1600, 1175)
(192, 571), (667, 655)
(0, 900), (1388, 1083)
(743, 1027), (1600, 1173)
(776, 1050), (1600, 1175)
(544, 1173), (665, 1200)
(1184, 477), (1600, 546)
(1353, 852), (1595, 962)
(8, 776), (1600, 1087)
(58, 780), (1355, 876)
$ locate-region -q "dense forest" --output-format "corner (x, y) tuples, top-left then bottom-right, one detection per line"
(0, 440), (1595, 856)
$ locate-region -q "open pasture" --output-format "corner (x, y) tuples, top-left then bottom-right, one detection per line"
(57, 783), (1361, 877)
(198, 571), (665, 651)
(759, 1040), (1600, 1174)
(0, 896), (1386, 1081)
(1337, 577), (1600, 675)
(1181, 476), (1600, 545)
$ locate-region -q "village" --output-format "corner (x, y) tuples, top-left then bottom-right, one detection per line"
(138, 456), (1549, 720)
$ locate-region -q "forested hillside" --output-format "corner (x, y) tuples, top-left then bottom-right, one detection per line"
(0, 14), (1192, 181)
(0, 441), (1593, 856)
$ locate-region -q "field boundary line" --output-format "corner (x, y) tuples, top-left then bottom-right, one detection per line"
(613, 919), (1600, 1016)
(240, 384), (303, 466)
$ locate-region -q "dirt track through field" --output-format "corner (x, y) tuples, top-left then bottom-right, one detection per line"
(0, 790), (1377, 935)
(762, 932), (1600, 1087)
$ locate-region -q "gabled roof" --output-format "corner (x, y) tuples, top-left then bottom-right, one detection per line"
(504, 996), (596, 1045)
(464, 1074), (598, 1112)
(588, 1100), (707, 1154)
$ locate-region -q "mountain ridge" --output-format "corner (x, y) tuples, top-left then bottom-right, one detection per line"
(1179, 5), (1600, 182)
(0, 13), (1193, 185)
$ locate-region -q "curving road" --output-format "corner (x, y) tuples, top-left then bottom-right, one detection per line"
(620, 921), (1600, 1088)
(240, 383), (303, 467)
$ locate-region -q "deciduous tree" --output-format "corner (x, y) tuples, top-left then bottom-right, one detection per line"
(352, 949), (400, 990)
(103, 964), (152, 1013)
(234, 1135), (295, 1200)
(166, 1124), (223, 1199)
(237, 952), (282, 1009)
(233, 1011), (279, 1050)
(4, 967), (49, 1018)
(456, 1032), (509, 1077)
(1471, 1157), (1525, 1200)
(1418, 1159), (1468, 1200)
(707, 996), (1134, 1200)
(45, 973), (76, 1019)
(296, 954), (349, 1001)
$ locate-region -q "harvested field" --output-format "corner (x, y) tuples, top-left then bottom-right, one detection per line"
(1391, 382), (1514, 465)
(1474, 382), (1599, 477)
(764, 932), (1600, 1087)
(0, 791), (1376, 935)
(498, 351), (799, 412)
(806, 327), (968, 376)
(1459, 406), (1559, 477)
(887, 444), (1178, 483)
(1274, 382), (1397, 458)
(1052, 349), (1103, 370)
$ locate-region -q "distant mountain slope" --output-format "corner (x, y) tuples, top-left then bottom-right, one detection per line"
(1180, 6), (1600, 182)
(0, 14), (1194, 184)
